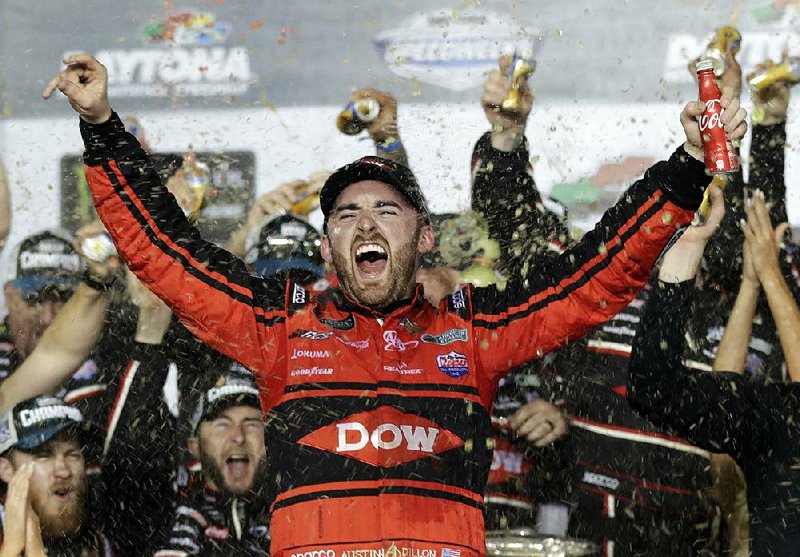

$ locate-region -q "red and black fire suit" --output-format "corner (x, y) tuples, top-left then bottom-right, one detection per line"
(80, 112), (707, 555)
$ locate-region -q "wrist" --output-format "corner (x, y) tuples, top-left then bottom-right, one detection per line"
(740, 276), (761, 291)
(758, 265), (785, 288)
(80, 107), (113, 125)
(82, 269), (116, 292)
(375, 136), (403, 154)
(659, 243), (705, 283)
(682, 140), (705, 162)
(491, 126), (525, 152)
(135, 304), (172, 345)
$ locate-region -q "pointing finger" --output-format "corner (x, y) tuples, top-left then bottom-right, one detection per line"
(42, 73), (63, 99)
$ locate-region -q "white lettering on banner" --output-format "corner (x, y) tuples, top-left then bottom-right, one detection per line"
(291, 349), (331, 359)
(19, 405), (83, 428)
(581, 471), (621, 491)
(491, 449), (524, 474)
(336, 423), (439, 453)
(290, 551), (336, 557)
(90, 47), (253, 98)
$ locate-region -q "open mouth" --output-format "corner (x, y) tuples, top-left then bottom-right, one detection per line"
(51, 486), (73, 503)
(225, 454), (251, 479)
(354, 242), (388, 277)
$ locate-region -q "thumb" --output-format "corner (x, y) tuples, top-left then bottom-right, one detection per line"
(775, 222), (790, 248)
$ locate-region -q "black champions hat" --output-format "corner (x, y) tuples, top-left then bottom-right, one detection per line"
(319, 156), (431, 227)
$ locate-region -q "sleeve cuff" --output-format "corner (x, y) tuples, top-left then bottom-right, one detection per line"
(473, 131), (530, 168)
(659, 146), (711, 211)
(752, 121), (786, 147)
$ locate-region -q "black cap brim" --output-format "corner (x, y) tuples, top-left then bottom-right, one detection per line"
(320, 159), (430, 224)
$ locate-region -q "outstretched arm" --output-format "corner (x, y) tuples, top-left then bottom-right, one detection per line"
(470, 70), (748, 381)
(43, 54), (286, 376)
(712, 214), (761, 374)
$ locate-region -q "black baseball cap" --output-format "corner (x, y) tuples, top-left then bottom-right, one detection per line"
(0, 396), (98, 456)
(244, 214), (324, 284)
(6, 230), (82, 300)
(191, 371), (261, 435)
(320, 156), (431, 227)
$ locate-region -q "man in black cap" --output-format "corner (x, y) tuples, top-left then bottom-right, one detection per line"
(156, 371), (270, 557)
(0, 396), (111, 555)
(3, 231), (84, 365)
(46, 53), (746, 554)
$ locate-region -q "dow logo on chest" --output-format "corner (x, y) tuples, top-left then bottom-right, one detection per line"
(297, 405), (463, 466)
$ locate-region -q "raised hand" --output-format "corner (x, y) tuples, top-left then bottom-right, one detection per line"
(749, 56), (792, 126)
(681, 85), (747, 162)
(482, 56), (534, 152)
(741, 190), (790, 283)
(0, 463), (34, 557)
(42, 53), (112, 124)
(75, 220), (120, 286)
(351, 88), (400, 144)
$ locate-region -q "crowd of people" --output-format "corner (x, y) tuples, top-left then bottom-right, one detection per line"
(0, 37), (794, 557)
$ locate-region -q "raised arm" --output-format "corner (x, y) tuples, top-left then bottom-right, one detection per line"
(712, 220), (760, 373)
(471, 61), (568, 278)
(472, 88), (747, 380)
(0, 240), (118, 414)
(743, 191), (799, 380)
(627, 187), (762, 456)
(43, 54), (285, 374)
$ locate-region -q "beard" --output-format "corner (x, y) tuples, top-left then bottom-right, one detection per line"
(332, 229), (420, 310)
(31, 477), (87, 541)
(199, 446), (269, 500)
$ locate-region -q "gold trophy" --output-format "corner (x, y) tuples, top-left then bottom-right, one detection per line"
(501, 52), (535, 111)
(703, 26), (742, 78)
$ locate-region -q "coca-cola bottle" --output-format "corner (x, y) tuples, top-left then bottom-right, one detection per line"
(696, 59), (739, 174)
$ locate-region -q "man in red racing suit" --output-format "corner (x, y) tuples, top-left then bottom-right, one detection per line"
(44, 54), (746, 556)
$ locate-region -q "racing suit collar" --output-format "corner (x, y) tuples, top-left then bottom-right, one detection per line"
(319, 284), (436, 330)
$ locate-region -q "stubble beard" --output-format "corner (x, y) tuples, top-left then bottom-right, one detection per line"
(333, 230), (420, 309)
